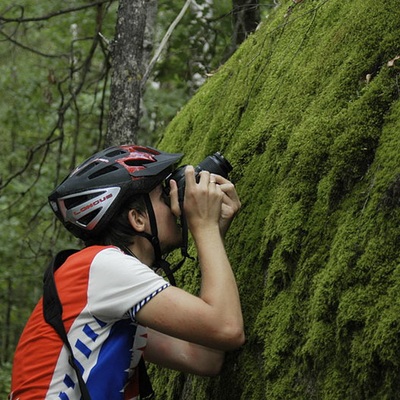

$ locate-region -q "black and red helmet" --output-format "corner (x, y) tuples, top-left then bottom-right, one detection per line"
(48, 145), (183, 240)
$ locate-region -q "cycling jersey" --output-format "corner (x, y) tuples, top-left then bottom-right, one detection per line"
(10, 245), (170, 400)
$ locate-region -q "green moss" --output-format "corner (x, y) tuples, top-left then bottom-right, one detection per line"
(154, 0), (400, 398)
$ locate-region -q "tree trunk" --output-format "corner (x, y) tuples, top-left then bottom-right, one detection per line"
(106, 0), (148, 146)
(143, 0), (158, 70)
(232, 0), (260, 47)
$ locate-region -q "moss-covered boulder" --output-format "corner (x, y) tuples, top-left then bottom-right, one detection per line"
(152, 0), (400, 398)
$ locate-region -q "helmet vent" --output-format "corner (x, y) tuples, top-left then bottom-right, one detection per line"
(75, 162), (98, 176)
(64, 191), (105, 209)
(78, 209), (101, 227)
(89, 165), (119, 180)
(124, 159), (153, 167)
(105, 149), (126, 158)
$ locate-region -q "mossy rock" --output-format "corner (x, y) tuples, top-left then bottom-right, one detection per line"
(153, 0), (400, 398)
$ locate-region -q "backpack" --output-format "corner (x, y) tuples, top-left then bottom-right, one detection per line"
(43, 249), (154, 399)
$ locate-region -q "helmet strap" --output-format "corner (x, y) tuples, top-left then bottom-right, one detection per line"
(135, 194), (194, 286)
(142, 194), (163, 262)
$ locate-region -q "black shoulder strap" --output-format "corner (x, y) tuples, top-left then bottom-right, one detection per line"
(43, 249), (92, 400)
(43, 249), (155, 400)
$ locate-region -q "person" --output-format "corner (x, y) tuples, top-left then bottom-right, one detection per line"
(10, 144), (245, 400)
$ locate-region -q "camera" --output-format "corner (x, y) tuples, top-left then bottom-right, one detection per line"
(166, 152), (232, 202)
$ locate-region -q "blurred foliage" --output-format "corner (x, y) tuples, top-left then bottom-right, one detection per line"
(140, 0), (277, 144)
(140, 0), (236, 144)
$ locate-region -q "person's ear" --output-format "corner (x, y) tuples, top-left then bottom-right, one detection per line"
(128, 209), (147, 232)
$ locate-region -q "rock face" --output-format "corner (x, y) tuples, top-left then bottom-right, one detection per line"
(154, 0), (400, 398)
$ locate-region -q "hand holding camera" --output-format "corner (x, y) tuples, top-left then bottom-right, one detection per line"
(182, 167), (224, 236)
(167, 153), (240, 237)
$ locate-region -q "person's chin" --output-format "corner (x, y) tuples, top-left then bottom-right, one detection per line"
(162, 237), (183, 255)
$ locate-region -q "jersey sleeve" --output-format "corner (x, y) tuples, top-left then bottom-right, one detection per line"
(87, 247), (170, 321)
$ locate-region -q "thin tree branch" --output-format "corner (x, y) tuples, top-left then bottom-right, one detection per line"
(141, 0), (193, 89)
(0, 0), (115, 23)
(0, 136), (60, 192)
(0, 6), (105, 192)
(0, 28), (68, 58)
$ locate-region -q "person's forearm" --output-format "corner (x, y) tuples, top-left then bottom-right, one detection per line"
(145, 329), (225, 376)
(193, 225), (244, 348)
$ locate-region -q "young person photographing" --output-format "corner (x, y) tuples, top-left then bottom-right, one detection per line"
(10, 145), (245, 399)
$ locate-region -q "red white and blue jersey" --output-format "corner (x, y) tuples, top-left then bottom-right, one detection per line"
(10, 246), (170, 400)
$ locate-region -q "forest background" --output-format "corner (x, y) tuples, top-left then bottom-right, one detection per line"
(2, 0), (400, 399)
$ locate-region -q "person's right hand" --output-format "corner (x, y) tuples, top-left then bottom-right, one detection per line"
(182, 166), (223, 236)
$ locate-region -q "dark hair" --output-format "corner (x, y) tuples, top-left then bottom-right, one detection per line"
(84, 194), (147, 249)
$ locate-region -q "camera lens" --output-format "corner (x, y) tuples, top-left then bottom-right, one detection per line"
(165, 152), (232, 202)
(194, 152), (232, 179)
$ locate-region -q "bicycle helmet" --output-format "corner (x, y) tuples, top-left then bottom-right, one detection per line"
(48, 145), (183, 241)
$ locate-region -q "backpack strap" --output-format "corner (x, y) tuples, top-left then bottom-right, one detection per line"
(43, 249), (155, 399)
(43, 249), (92, 400)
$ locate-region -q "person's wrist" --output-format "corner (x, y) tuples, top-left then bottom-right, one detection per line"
(190, 223), (221, 242)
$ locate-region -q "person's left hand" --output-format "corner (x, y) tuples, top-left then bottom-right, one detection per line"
(210, 174), (241, 237)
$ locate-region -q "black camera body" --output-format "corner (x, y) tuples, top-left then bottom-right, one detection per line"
(166, 152), (232, 203)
